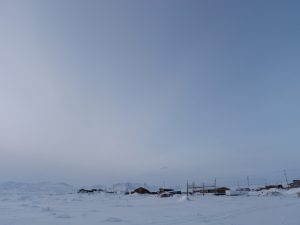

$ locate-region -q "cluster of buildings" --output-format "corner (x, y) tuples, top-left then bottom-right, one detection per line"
(77, 178), (300, 197)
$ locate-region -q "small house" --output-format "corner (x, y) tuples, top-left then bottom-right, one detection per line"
(131, 187), (151, 194)
(289, 180), (300, 189)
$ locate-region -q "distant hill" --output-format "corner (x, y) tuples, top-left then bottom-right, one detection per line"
(110, 182), (158, 193)
(0, 181), (160, 194)
(0, 182), (75, 194)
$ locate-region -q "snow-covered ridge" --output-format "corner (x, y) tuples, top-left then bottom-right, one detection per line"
(110, 182), (158, 193)
(0, 182), (159, 194)
(0, 182), (75, 194)
(79, 182), (159, 193)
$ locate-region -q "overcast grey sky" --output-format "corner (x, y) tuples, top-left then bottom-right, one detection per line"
(1, 0), (300, 186)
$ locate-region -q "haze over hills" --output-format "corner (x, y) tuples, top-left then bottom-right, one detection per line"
(0, 182), (75, 193)
(0, 181), (159, 193)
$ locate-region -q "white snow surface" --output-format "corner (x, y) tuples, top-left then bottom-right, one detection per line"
(1, 185), (300, 225)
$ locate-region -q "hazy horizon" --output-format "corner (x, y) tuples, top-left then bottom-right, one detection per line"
(1, 0), (300, 187)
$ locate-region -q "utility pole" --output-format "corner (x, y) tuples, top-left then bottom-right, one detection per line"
(186, 180), (189, 200)
(284, 170), (289, 188)
(192, 181), (195, 194)
(247, 176), (250, 188)
(214, 178), (217, 194)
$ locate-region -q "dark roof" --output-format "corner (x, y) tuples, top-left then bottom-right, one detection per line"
(131, 187), (151, 194)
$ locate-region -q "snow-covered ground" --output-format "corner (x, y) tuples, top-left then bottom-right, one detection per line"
(0, 183), (300, 225)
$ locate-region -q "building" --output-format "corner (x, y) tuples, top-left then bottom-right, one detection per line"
(289, 180), (300, 189)
(131, 187), (151, 194)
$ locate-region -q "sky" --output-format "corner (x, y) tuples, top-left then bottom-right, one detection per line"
(1, 0), (300, 187)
